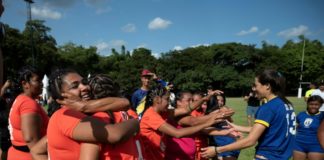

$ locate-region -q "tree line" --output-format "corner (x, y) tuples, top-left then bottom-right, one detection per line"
(2, 20), (324, 97)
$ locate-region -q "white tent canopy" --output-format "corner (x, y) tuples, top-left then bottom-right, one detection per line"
(42, 74), (49, 101)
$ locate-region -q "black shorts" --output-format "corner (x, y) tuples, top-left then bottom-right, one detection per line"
(0, 127), (11, 151)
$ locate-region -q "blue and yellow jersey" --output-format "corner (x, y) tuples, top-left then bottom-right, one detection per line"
(254, 97), (296, 160)
(296, 111), (324, 144)
(131, 89), (148, 111)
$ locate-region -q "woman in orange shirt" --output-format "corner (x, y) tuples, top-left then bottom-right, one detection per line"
(7, 66), (49, 160)
(139, 85), (225, 160)
(46, 68), (139, 160)
(79, 74), (141, 160)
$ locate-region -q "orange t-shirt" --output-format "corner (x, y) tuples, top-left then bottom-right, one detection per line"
(47, 107), (87, 160)
(7, 94), (49, 160)
(139, 107), (167, 160)
(91, 111), (139, 160)
(191, 110), (208, 160)
(127, 109), (138, 120)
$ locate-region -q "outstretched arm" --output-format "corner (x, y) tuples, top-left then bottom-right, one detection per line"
(57, 93), (130, 113)
(178, 109), (234, 126)
(158, 114), (223, 138)
(171, 90), (224, 117)
(201, 123), (265, 158)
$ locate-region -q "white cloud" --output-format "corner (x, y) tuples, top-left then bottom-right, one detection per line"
(31, 6), (62, 20)
(277, 25), (310, 39)
(95, 42), (109, 55)
(237, 26), (259, 36)
(259, 29), (270, 36)
(173, 46), (183, 51)
(136, 43), (148, 48)
(95, 40), (127, 55)
(190, 44), (210, 48)
(148, 17), (172, 30)
(152, 52), (160, 58)
(110, 40), (126, 47)
(122, 23), (136, 33)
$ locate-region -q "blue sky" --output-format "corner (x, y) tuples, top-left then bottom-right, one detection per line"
(2, 0), (324, 56)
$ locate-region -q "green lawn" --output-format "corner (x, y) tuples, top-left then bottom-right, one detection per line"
(226, 97), (306, 160)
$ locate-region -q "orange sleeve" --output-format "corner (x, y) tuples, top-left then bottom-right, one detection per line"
(58, 109), (87, 138)
(143, 109), (166, 130)
(127, 109), (139, 119)
(92, 112), (111, 123)
(19, 98), (39, 114)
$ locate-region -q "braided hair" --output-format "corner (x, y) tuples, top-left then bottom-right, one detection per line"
(88, 74), (121, 123)
(47, 68), (77, 117)
(88, 74), (121, 99)
(144, 84), (170, 114)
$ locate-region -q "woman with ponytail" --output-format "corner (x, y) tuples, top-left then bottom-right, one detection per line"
(7, 66), (49, 160)
(201, 69), (296, 160)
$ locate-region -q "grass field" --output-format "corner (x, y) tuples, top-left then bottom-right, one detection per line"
(225, 96), (306, 160)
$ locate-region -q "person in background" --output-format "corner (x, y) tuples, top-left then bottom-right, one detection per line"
(244, 89), (260, 126)
(212, 94), (241, 160)
(311, 81), (324, 111)
(131, 69), (166, 118)
(201, 70), (296, 160)
(304, 82), (316, 102)
(293, 95), (324, 160)
(7, 66), (49, 160)
(0, 80), (13, 160)
(191, 91), (209, 160)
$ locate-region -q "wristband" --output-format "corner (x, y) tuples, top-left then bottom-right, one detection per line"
(214, 146), (220, 154)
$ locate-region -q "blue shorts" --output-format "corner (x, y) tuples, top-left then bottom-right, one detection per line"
(246, 106), (259, 117)
(294, 141), (324, 153)
(218, 150), (240, 158)
(213, 135), (240, 158)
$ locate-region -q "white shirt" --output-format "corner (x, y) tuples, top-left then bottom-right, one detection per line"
(311, 89), (324, 111)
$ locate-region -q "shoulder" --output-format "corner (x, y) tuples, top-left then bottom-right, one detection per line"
(132, 89), (146, 96)
(92, 112), (111, 123)
(53, 107), (87, 121)
(15, 95), (36, 105)
(311, 89), (321, 95)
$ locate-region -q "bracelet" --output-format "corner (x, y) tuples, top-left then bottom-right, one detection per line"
(214, 146), (220, 154)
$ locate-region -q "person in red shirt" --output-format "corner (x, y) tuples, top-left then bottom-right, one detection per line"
(139, 85), (226, 160)
(7, 66), (49, 160)
(79, 74), (141, 160)
(191, 91), (209, 160)
(45, 69), (139, 160)
(164, 91), (235, 160)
